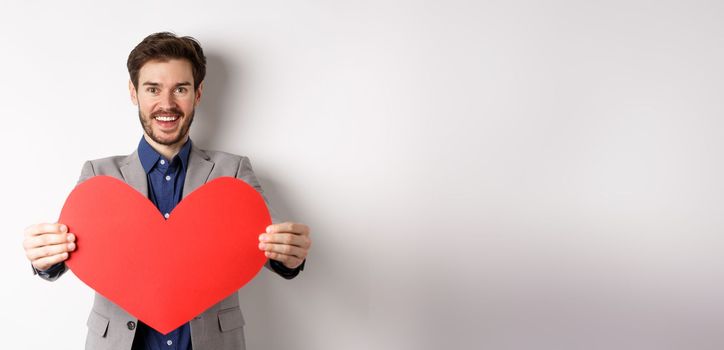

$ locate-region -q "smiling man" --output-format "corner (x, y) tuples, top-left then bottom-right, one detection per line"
(22, 32), (311, 350)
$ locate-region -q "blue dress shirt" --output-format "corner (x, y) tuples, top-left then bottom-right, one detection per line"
(132, 136), (193, 350)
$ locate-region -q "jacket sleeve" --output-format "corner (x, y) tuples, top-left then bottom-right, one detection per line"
(235, 156), (305, 280)
(33, 161), (96, 281)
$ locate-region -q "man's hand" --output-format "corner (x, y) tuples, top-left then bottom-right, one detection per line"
(258, 222), (311, 269)
(23, 223), (76, 271)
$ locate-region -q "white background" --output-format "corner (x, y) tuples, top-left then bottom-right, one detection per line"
(2, 1), (723, 349)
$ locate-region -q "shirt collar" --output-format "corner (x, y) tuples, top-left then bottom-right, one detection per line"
(137, 136), (193, 174)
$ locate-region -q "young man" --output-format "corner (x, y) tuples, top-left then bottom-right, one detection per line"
(22, 32), (311, 350)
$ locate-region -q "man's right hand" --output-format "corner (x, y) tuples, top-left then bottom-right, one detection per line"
(23, 223), (76, 271)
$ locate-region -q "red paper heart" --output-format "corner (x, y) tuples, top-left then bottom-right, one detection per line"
(59, 175), (270, 334)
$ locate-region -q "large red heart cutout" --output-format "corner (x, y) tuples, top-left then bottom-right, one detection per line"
(59, 175), (270, 335)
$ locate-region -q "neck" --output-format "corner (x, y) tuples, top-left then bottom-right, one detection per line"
(143, 134), (188, 160)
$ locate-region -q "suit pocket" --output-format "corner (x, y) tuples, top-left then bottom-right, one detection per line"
(218, 306), (245, 332)
(87, 310), (110, 337)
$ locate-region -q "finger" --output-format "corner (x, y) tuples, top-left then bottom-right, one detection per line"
(259, 233), (311, 248)
(24, 232), (71, 250)
(258, 242), (307, 259)
(24, 223), (67, 237)
(266, 222), (309, 236)
(32, 252), (69, 271)
(265, 251), (303, 269)
(260, 242), (304, 257)
(27, 244), (63, 261)
(26, 242), (75, 261)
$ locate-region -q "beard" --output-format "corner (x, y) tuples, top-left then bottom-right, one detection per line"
(138, 107), (195, 146)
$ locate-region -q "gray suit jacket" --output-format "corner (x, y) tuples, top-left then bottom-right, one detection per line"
(38, 144), (299, 350)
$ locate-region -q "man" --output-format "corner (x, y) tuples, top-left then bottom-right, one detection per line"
(21, 32), (311, 350)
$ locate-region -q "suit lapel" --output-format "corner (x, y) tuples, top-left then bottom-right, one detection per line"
(183, 145), (214, 198)
(120, 150), (149, 197)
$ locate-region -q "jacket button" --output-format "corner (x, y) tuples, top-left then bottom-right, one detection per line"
(127, 321), (136, 330)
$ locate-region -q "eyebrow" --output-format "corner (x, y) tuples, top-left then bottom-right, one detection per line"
(142, 81), (193, 87)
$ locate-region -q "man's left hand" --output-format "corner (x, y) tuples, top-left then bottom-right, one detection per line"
(258, 222), (311, 269)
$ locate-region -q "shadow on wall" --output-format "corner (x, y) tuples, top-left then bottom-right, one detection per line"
(192, 52), (235, 150)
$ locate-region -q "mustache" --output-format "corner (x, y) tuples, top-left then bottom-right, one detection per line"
(151, 108), (183, 118)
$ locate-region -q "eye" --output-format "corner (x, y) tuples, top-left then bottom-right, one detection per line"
(175, 87), (188, 94)
(146, 87), (158, 94)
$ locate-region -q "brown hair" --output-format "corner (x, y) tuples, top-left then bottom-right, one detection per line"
(127, 32), (206, 90)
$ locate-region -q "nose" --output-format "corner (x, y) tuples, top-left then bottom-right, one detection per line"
(158, 91), (176, 110)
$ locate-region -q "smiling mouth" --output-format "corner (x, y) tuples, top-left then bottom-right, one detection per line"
(154, 115), (180, 122)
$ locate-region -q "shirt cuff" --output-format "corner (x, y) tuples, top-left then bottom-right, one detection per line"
(33, 262), (65, 279)
(269, 259), (305, 279)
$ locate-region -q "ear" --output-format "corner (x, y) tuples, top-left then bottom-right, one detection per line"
(194, 81), (204, 106)
(129, 80), (138, 106)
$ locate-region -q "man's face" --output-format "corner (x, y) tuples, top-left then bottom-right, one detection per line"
(130, 59), (202, 147)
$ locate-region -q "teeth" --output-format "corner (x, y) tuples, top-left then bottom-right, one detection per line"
(155, 115), (178, 122)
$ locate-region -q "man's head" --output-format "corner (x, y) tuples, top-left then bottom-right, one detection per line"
(127, 32), (206, 148)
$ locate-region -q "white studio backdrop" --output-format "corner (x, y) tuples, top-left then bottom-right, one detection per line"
(1, 1), (723, 349)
